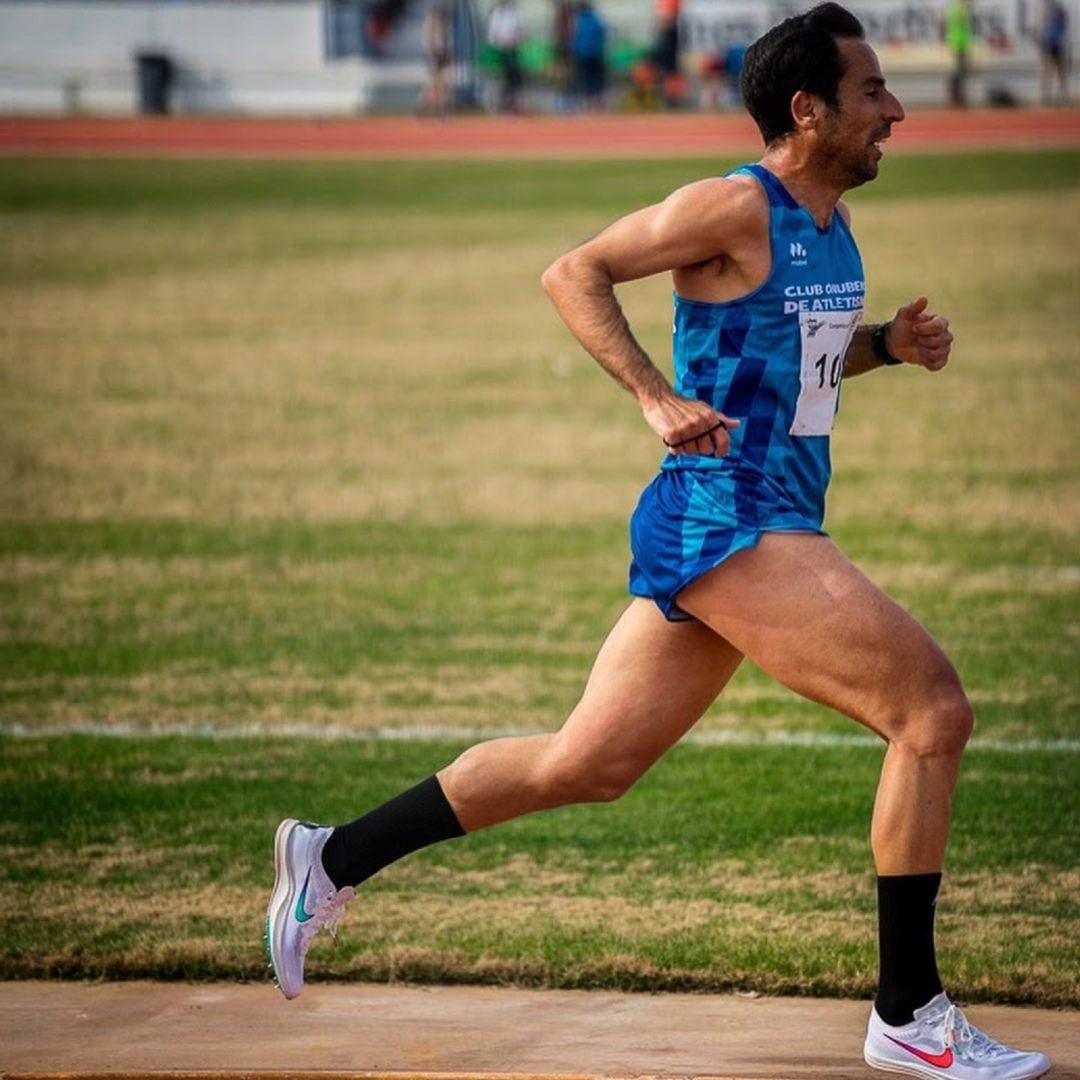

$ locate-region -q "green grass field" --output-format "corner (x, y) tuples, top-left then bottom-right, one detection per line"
(1, 149), (1078, 1005)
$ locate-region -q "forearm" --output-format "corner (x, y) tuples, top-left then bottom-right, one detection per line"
(542, 248), (736, 456)
(844, 321), (895, 378)
(541, 252), (673, 405)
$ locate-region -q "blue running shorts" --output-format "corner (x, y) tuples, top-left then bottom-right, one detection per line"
(628, 467), (826, 622)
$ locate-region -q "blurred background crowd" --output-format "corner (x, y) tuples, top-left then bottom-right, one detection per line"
(0, 0), (1072, 117)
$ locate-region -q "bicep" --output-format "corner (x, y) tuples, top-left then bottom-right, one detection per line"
(578, 179), (761, 286)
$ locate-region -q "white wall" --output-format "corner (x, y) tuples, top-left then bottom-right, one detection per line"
(0, 1), (370, 114)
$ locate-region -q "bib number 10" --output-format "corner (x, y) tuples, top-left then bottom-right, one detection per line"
(814, 351), (843, 390)
(790, 308), (862, 436)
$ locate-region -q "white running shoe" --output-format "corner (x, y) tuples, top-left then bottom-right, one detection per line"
(265, 819), (355, 1000)
(864, 993), (1050, 1080)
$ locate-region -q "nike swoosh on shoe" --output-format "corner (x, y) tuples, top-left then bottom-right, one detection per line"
(885, 1034), (954, 1069)
(294, 867), (314, 923)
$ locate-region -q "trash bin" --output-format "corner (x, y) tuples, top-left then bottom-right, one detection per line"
(135, 52), (174, 114)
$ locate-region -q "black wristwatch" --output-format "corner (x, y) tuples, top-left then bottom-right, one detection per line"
(872, 322), (903, 366)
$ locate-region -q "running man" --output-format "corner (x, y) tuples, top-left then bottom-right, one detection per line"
(266, 6), (1050, 1077)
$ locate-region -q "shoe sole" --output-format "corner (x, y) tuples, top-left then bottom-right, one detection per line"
(265, 817), (302, 1000)
(864, 1050), (945, 1079)
(865, 1048), (1050, 1080)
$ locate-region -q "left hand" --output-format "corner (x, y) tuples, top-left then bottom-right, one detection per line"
(886, 296), (953, 371)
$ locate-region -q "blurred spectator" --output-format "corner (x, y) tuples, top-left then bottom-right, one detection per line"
(699, 41), (747, 111)
(724, 42), (747, 104)
(652, 0), (686, 106)
(627, 58), (661, 109)
(699, 52), (725, 110)
(945, 0), (974, 107)
(419, 2), (452, 115)
(571, 1), (607, 109)
(653, 0), (679, 76)
(1039, 0), (1070, 103)
(550, 0), (575, 111)
(487, 0), (525, 112)
(367, 0), (409, 52)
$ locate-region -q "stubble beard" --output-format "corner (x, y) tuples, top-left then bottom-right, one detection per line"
(820, 111), (881, 190)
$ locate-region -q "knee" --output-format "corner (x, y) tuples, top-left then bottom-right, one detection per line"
(533, 743), (642, 806)
(891, 686), (974, 760)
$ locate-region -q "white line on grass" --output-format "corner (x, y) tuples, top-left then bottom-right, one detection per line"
(1, 721), (1077, 753)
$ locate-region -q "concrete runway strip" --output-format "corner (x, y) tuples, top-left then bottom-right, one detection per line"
(2, 982), (1077, 1079)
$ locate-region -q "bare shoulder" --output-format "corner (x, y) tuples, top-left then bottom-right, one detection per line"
(657, 174), (769, 248)
(558, 171), (771, 285)
(664, 174), (768, 223)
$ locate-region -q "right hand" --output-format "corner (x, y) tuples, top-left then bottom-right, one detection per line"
(642, 393), (739, 457)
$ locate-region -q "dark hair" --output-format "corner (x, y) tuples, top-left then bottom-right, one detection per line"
(740, 2), (865, 145)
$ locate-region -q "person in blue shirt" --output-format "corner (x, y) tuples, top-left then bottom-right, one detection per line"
(724, 41), (747, 104)
(571, 0), (607, 109)
(1039, 0), (1070, 104)
(266, 6), (1049, 1077)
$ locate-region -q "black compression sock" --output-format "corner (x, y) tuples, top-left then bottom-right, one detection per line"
(319, 775), (465, 890)
(874, 872), (945, 1026)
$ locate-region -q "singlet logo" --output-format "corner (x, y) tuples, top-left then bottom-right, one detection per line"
(789, 241), (808, 266)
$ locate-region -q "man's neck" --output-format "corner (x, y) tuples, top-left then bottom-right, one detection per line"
(759, 144), (845, 230)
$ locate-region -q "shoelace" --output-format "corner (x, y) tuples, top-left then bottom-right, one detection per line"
(320, 887), (356, 943)
(298, 886), (356, 954)
(939, 1003), (1010, 1061)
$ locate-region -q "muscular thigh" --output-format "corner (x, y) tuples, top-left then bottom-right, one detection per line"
(555, 598), (743, 770)
(676, 533), (962, 739)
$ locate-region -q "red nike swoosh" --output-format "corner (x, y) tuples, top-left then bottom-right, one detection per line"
(885, 1034), (954, 1069)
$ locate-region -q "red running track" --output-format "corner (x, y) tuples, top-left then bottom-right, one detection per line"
(0, 109), (1078, 159)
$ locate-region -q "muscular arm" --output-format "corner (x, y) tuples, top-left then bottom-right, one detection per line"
(541, 178), (760, 455)
(539, 228), (668, 402)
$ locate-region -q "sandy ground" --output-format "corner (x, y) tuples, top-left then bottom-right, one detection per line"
(2, 982), (1077, 1079)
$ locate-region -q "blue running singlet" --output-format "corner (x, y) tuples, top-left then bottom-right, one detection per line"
(629, 164), (866, 620)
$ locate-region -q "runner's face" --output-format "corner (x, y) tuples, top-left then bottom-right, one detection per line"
(820, 37), (905, 186)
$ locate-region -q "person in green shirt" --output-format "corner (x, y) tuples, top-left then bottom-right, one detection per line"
(945, 0), (974, 106)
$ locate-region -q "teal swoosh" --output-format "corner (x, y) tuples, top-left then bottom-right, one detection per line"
(294, 867), (314, 923)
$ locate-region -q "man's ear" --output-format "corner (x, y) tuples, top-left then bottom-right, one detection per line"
(790, 89), (824, 132)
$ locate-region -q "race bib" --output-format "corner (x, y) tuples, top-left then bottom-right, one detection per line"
(789, 308), (863, 436)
